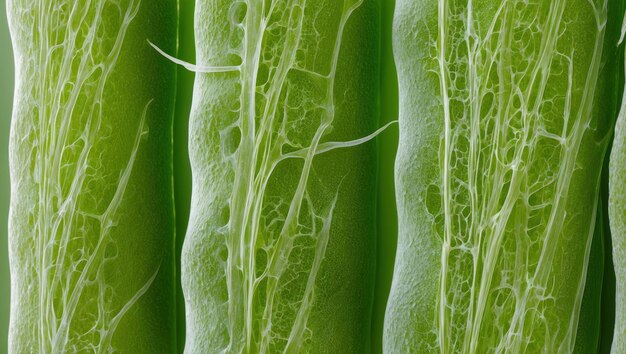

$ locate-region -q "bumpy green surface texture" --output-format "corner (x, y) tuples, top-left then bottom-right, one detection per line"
(7, 1), (177, 352)
(181, 0), (379, 352)
(386, 0), (622, 352)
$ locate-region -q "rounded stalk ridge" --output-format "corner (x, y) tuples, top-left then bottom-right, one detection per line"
(7, 1), (178, 352)
(182, 0), (380, 352)
(386, 0), (622, 352)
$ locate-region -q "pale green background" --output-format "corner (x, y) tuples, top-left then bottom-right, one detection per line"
(1, 0), (11, 352)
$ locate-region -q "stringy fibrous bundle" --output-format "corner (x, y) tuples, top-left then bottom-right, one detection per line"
(7, 1), (175, 352)
(182, 0), (382, 352)
(386, 0), (621, 352)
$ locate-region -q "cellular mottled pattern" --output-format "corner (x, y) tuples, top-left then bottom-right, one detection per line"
(7, 0), (177, 352)
(182, 0), (380, 353)
(386, 0), (621, 353)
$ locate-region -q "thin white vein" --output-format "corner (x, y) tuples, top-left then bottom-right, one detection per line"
(432, 0), (610, 352)
(11, 1), (162, 352)
(185, 0), (384, 352)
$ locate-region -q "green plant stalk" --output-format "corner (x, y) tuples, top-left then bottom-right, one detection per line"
(180, 0), (380, 352)
(386, 0), (622, 352)
(7, 1), (178, 352)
